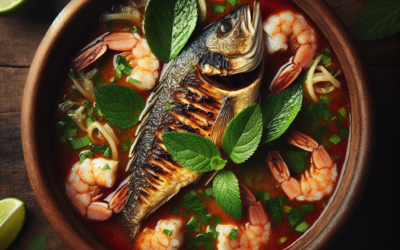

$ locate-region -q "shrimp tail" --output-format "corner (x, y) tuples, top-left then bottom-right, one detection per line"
(238, 180), (256, 206)
(238, 180), (269, 226)
(71, 41), (108, 71)
(269, 60), (301, 94)
(284, 128), (319, 152)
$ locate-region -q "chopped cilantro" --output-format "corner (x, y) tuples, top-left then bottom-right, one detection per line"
(163, 229), (173, 236)
(283, 205), (292, 214)
(266, 196), (288, 225)
(331, 153), (340, 160)
(69, 70), (78, 79)
(320, 95), (330, 105)
(285, 150), (308, 174)
(309, 59), (314, 68)
(86, 116), (96, 127)
(63, 128), (77, 139)
(79, 150), (94, 162)
(301, 203), (316, 214)
(288, 207), (305, 226)
(110, 77), (116, 83)
(103, 147), (111, 158)
(186, 217), (200, 232)
(212, 4), (226, 13)
(115, 56), (133, 77)
(275, 185), (280, 189)
(165, 103), (172, 110)
(189, 64), (195, 71)
(171, 206), (179, 215)
(132, 26), (141, 33)
(329, 133), (342, 145)
(337, 107), (348, 120)
(205, 187), (213, 198)
(206, 225), (219, 239)
(128, 78), (142, 84)
(278, 237), (287, 244)
(68, 136), (91, 151)
(213, 216), (222, 226)
(117, 128), (121, 134)
(102, 164), (110, 170)
(321, 54), (332, 67)
(228, 228), (238, 240)
(120, 138), (133, 153)
(294, 221), (309, 233)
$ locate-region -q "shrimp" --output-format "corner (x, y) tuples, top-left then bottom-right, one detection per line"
(137, 219), (185, 250)
(266, 129), (338, 202)
(263, 11), (317, 94)
(216, 181), (271, 250)
(65, 158), (124, 220)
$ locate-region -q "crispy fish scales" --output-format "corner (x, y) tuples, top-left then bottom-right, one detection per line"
(124, 1), (264, 238)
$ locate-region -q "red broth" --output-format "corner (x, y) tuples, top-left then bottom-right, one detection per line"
(50, 0), (350, 249)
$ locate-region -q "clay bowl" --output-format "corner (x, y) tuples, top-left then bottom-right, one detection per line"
(21, 0), (374, 249)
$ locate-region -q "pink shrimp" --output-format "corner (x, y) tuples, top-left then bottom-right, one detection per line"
(216, 181), (271, 250)
(263, 11), (317, 94)
(266, 129), (338, 202)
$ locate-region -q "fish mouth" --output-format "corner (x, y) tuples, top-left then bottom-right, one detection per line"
(229, 0), (264, 74)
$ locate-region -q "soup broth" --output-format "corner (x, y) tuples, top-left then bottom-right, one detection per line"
(50, 0), (350, 249)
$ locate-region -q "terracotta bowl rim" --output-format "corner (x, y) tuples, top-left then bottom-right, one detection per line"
(21, 0), (375, 249)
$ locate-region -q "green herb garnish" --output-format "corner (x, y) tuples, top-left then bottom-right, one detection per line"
(128, 78), (141, 84)
(329, 133), (342, 145)
(94, 84), (144, 129)
(222, 103), (262, 164)
(301, 203), (316, 214)
(294, 221), (310, 233)
(102, 164), (110, 170)
(165, 103), (172, 110)
(285, 150), (309, 174)
(288, 207), (305, 226)
(110, 77), (116, 83)
(120, 138), (133, 153)
(278, 237), (287, 244)
(171, 206), (179, 215)
(213, 171), (242, 220)
(210, 156), (227, 170)
(354, 0), (400, 41)
(28, 235), (47, 250)
(186, 216), (200, 232)
(206, 225), (219, 239)
(337, 107), (348, 120)
(266, 196), (288, 225)
(228, 228), (238, 240)
(261, 81), (303, 144)
(145, 0), (198, 62)
(212, 4), (226, 13)
(79, 150), (94, 162)
(69, 70), (78, 79)
(163, 229), (173, 236)
(68, 136), (91, 151)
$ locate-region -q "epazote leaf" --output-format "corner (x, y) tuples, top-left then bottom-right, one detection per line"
(94, 85), (144, 129)
(261, 81), (303, 145)
(213, 171), (242, 220)
(222, 103), (263, 164)
(145, 0), (198, 62)
(162, 132), (221, 172)
(354, 0), (400, 41)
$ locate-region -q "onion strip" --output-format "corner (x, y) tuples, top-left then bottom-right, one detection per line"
(104, 124), (120, 145)
(100, 13), (141, 26)
(306, 54), (323, 102)
(316, 66), (341, 88)
(88, 122), (119, 161)
(314, 85), (335, 94)
(68, 75), (93, 100)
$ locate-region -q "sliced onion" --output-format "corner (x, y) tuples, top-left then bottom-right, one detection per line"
(100, 13), (141, 26)
(68, 75), (93, 100)
(314, 85), (335, 94)
(316, 66), (341, 89)
(306, 54), (323, 102)
(104, 124), (120, 145)
(88, 122), (119, 161)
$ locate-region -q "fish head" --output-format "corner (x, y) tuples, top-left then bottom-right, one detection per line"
(200, 0), (263, 76)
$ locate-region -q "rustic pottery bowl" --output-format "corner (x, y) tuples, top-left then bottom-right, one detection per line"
(21, 0), (374, 249)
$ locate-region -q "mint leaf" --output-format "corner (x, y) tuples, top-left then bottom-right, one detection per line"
(213, 171), (242, 219)
(207, 225), (219, 239)
(261, 81), (303, 144)
(288, 207), (305, 226)
(94, 85), (144, 129)
(145, 0), (198, 62)
(354, 0), (400, 41)
(163, 132), (221, 172)
(227, 0), (238, 7)
(222, 103), (263, 164)
(28, 235), (47, 250)
(210, 156), (227, 170)
(212, 4), (226, 13)
(294, 221), (309, 233)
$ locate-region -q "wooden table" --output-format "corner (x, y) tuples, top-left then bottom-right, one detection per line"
(1, 0), (398, 249)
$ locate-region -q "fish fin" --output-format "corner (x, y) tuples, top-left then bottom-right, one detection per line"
(209, 97), (235, 148)
(144, 191), (179, 220)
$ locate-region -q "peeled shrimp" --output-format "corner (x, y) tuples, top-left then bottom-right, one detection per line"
(266, 129), (338, 202)
(263, 11), (317, 94)
(65, 158), (119, 220)
(216, 182), (271, 250)
(137, 219), (185, 250)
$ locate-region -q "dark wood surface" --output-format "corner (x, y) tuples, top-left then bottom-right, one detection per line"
(0, 0), (398, 249)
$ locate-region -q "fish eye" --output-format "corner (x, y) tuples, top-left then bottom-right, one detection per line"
(219, 21), (233, 36)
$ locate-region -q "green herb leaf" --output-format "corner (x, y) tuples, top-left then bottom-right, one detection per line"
(163, 132), (221, 172)
(294, 221), (309, 233)
(308, 60), (314, 68)
(145, 0), (198, 62)
(331, 153), (340, 160)
(116, 56), (134, 76)
(186, 216), (200, 232)
(69, 70), (78, 79)
(228, 228), (238, 240)
(285, 150), (309, 174)
(206, 225), (219, 239)
(120, 138), (133, 153)
(171, 206), (179, 215)
(337, 107), (348, 120)
(28, 235), (47, 250)
(165, 103), (172, 110)
(205, 187), (213, 198)
(110, 77), (116, 83)
(213, 171), (242, 220)
(329, 133), (342, 145)
(102, 164), (110, 170)
(288, 207), (305, 226)
(261, 81), (303, 144)
(94, 84), (144, 129)
(128, 78), (142, 84)
(278, 237), (287, 244)
(354, 0), (400, 41)
(222, 103), (262, 164)
(163, 229), (173, 236)
(68, 136), (91, 151)
(266, 196), (288, 225)
(79, 150), (94, 162)
(301, 203), (316, 214)
(210, 156), (227, 170)
(92, 74), (106, 86)
(227, 0), (238, 7)
(212, 4), (226, 13)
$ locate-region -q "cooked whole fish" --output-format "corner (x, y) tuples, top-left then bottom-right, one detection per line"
(125, 1), (264, 238)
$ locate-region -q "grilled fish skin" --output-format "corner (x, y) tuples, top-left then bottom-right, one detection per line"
(124, 1), (264, 238)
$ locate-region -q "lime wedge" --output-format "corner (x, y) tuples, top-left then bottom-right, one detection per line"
(0, 0), (38, 17)
(0, 198), (26, 250)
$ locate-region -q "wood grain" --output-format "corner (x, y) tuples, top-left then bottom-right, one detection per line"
(0, 0), (398, 249)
